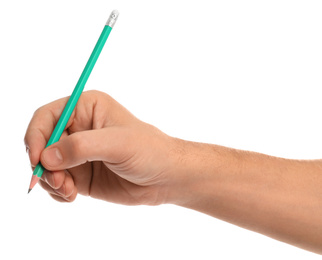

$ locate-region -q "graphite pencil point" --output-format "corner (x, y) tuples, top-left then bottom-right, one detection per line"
(28, 175), (40, 194)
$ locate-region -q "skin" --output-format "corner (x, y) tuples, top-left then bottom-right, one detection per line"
(24, 90), (322, 254)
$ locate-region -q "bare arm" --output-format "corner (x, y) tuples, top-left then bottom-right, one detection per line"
(25, 91), (322, 254)
(167, 140), (322, 254)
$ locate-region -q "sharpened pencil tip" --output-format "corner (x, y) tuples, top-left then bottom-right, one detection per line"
(28, 175), (40, 194)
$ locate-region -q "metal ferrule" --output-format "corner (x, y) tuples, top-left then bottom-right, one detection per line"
(106, 10), (119, 28)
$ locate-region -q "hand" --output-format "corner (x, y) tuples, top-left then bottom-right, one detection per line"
(24, 90), (178, 205)
(24, 90), (322, 253)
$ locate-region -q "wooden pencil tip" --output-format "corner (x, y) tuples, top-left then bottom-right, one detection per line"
(28, 175), (40, 194)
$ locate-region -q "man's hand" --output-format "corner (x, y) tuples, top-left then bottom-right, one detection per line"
(24, 90), (178, 205)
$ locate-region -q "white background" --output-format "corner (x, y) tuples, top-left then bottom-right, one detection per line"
(1, 0), (322, 259)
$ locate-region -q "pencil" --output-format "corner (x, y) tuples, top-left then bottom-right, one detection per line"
(28, 10), (119, 194)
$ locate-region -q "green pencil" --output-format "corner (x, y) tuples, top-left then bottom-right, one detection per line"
(28, 10), (119, 194)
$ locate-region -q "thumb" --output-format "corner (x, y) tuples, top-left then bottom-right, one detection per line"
(40, 127), (129, 171)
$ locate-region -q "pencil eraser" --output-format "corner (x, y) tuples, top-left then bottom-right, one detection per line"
(106, 10), (119, 28)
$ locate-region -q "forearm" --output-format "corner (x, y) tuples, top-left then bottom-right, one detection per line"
(167, 139), (322, 254)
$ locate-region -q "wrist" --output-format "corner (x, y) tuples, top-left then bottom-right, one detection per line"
(164, 138), (238, 207)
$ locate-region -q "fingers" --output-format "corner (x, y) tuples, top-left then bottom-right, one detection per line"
(24, 96), (73, 166)
(24, 90), (135, 167)
(24, 91), (98, 165)
(40, 170), (77, 202)
(24, 90), (142, 203)
(40, 127), (132, 171)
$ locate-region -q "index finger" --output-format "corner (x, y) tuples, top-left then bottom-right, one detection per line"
(24, 96), (72, 167)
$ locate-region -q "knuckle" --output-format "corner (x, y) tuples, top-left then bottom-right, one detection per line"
(86, 89), (112, 102)
(33, 105), (44, 117)
(86, 89), (100, 96)
(92, 89), (113, 103)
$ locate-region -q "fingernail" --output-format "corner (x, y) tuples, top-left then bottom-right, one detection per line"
(45, 172), (56, 188)
(43, 148), (63, 167)
(56, 184), (66, 196)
